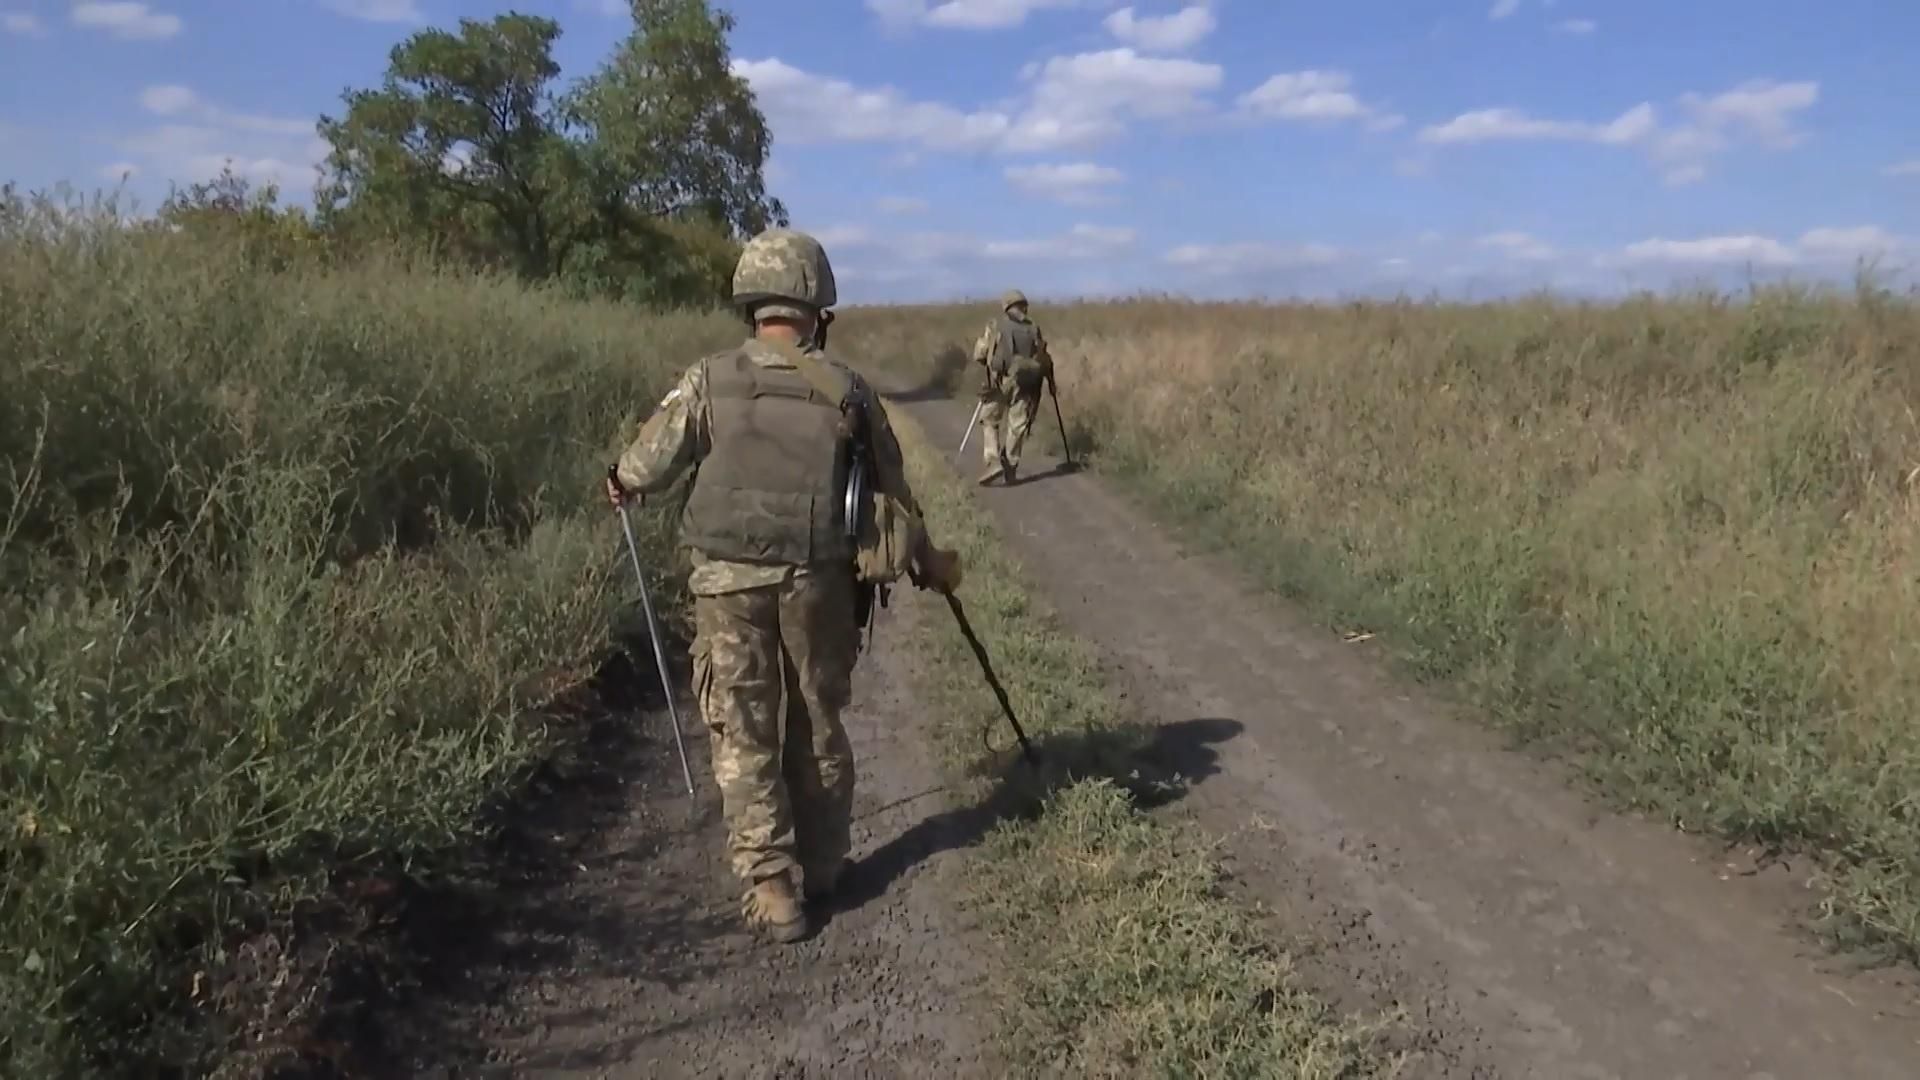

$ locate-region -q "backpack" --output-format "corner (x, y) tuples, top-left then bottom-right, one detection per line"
(994, 316), (1046, 393)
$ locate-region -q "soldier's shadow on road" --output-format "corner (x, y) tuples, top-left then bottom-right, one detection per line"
(1004, 460), (1081, 487)
(817, 716), (1245, 924)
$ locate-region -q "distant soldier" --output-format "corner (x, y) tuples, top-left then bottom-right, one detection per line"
(605, 228), (963, 944)
(970, 288), (1053, 485)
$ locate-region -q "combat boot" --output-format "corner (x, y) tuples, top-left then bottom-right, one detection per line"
(742, 872), (809, 944)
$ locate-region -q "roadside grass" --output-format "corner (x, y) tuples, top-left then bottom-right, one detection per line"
(0, 194), (737, 1076)
(884, 404), (1397, 1078)
(845, 289), (1920, 963)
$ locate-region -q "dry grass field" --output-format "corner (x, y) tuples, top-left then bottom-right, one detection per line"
(841, 288), (1920, 960)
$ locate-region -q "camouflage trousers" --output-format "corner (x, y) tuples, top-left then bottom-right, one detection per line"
(691, 566), (858, 891)
(979, 377), (1043, 468)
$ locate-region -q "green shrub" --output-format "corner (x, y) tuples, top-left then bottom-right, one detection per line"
(0, 192), (738, 1075)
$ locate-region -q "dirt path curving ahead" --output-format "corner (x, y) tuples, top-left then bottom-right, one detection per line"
(366, 598), (998, 1079)
(894, 388), (1920, 1080)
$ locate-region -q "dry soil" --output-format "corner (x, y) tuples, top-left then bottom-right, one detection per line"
(358, 598), (999, 1080)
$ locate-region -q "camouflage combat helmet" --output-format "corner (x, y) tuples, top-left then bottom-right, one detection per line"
(1002, 288), (1028, 311)
(733, 228), (837, 322)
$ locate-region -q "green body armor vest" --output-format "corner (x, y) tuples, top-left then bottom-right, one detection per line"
(679, 349), (856, 566)
(995, 315), (1045, 389)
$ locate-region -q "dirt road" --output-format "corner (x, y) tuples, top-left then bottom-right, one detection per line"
(355, 379), (1920, 1079)
(899, 390), (1920, 1079)
(370, 601), (998, 1079)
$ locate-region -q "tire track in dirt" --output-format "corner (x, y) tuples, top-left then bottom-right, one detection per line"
(380, 599), (998, 1079)
(895, 389), (1920, 1080)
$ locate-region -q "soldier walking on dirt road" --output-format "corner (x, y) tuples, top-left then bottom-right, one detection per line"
(971, 289), (1054, 486)
(604, 228), (963, 945)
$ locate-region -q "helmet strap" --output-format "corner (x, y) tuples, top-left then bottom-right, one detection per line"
(807, 309), (835, 351)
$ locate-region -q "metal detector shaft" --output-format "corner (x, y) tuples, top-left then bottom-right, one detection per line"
(615, 500), (696, 795)
(942, 592), (1038, 765)
(1048, 379), (1075, 469)
(956, 399), (985, 462)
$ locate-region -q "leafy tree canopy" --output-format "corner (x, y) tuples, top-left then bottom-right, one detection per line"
(314, 2), (784, 305)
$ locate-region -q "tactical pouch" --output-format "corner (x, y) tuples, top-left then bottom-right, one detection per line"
(852, 489), (922, 586)
(1010, 354), (1046, 394)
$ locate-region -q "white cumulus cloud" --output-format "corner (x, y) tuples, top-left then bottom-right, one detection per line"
(1597, 227), (1908, 278)
(1646, 79), (1819, 184)
(868, 0), (1104, 30)
(322, 0), (424, 22)
(983, 222), (1136, 259)
(1675, 80), (1817, 149)
(1164, 241), (1342, 274)
(1420, 79), (1817, 184)
(139, 84), (197, 116)
(1005, 161), (1126, 203)
(138, 84), (314, 135)
(1617, 235), (1799, 267)
(71, 2), (180, 40)
(1419, 103), (1654, 145)
(1478, 231), (1556, 261)
(1104, 4), (1215, 52)
(117, 86), (326, 195)
(732, 58), (1014, 152)
(1239, 70), (1402, 130)
(1010, 48), (1222, 149)
(1798, 226), (1901, 261)
(737, 48), (1221, 154)
(820, 221), (1136, 275)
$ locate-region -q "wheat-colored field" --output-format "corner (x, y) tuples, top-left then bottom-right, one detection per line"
(840, 290), (1920, 958)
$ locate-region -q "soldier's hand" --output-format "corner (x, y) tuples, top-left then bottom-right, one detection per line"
(919, 545), (965, 595)
(604, 466), (631, 509)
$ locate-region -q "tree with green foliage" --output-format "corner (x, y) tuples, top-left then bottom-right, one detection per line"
(568, 0), (786, 236)
(317, 14), (579, 277)
(315, 4), (785, 306)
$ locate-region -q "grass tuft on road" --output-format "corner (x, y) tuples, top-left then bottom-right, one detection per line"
(885, 405), (1396, 1079)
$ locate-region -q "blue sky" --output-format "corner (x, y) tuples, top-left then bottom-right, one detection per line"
(3, 0), (1917, 301)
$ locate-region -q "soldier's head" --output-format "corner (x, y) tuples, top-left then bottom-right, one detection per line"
(1002, 288), (1029, 319)
(733, 228), (837, 345)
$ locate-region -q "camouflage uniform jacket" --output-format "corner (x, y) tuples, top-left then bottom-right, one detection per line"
(615, 336), (919, 597)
